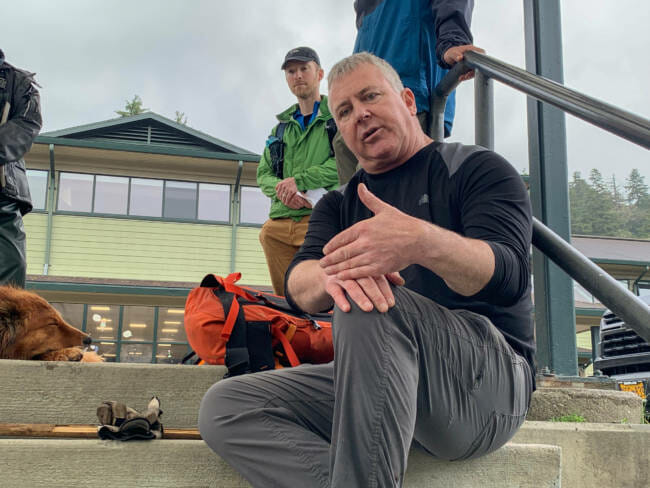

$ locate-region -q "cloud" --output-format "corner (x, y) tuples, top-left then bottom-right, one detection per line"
(3, 0), (647, 182)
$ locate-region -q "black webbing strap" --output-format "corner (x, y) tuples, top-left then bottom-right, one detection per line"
(217, 289), (251, 377)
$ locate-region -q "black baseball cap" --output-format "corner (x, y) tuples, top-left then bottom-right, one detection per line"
(281, 47), (320, 70)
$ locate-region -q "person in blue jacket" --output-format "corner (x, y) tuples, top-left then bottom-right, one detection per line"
(334, 0), (483, 184)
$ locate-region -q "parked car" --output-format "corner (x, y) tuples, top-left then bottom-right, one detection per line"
(594, 294), (650, 418)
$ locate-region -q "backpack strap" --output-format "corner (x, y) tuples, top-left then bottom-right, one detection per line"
(325, 118), (337, 157)
(271, 327), (300, 367)
(267, 121), (288, 178)
(200, 273), (275, 376)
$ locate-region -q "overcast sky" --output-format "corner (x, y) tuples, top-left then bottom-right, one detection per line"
(4, 0), (649, 187)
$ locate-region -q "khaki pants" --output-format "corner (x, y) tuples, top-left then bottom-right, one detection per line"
(259, 215), (310, 296)
(334, 112), (431, 185)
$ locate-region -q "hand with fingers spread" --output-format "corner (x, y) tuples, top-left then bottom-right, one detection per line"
(320, 183), (428, 281)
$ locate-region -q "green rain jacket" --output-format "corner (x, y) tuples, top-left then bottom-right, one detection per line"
(256, 95), (339, 221)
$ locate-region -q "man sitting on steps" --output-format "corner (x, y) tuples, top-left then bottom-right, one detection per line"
(199, 52), (536, 488)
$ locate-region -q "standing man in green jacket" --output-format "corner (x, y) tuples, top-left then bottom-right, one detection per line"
(257, 47), (339, 296)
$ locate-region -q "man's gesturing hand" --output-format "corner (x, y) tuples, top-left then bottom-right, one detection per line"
(320, 183), (427, 280)
(326, 272), (405, 313)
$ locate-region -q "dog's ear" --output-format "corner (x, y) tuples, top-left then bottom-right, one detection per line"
(0, 289), (26, 356)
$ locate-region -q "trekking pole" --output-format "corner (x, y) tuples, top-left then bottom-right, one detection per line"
(0, 101), (9, 187)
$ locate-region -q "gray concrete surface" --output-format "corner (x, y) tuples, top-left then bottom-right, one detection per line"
(0, 439), (561, 488)
(514, 421), (650, 488)
(0, 359), (224, 428)
(1, 359), (643, 429)
(527, 387), (644, 423)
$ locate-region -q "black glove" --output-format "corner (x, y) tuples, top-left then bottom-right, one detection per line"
(97, 396), (163, 441)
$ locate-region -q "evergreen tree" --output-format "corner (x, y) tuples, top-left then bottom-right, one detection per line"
(624, 169), (650, 238)
(608, 174), (625, 208)
(587, 169), (619, 236)
(174, 111), (188, 125)
(625, 169), (649, 207)
(115, 95), (148, 117)
(569, 171), (596, 235)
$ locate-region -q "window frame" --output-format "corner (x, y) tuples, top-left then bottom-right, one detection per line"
(51, 302), (191, 364)
(52, 171), (233, 225)
(25, 169), (49, 211)
(239, 185), (271, 227)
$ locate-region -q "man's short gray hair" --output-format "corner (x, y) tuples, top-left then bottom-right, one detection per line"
(327, 52), (404, 94)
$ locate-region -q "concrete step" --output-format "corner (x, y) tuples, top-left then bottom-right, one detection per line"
(514, 421), (650, 488)
(525, 386), (644, 424)
(1, 359), (224, 428)
(0, 439), (561, 488)
(1, 359), (643, 428)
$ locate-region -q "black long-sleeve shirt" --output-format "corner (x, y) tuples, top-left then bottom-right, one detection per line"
(286, 142), (535, 377)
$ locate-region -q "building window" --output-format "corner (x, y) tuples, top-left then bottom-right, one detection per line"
(122, 306), (155, 342)
(45, 301), (190, 364)
(164, 180), (197, 219)
(240, 186), (270, 225)
(50, 302), (84, 330)
(86, 304), (120, 362)
(129, 178), (163, 217)
(94, 175), (128, 214)
(157, 307), (187, 343)
(51, 171), (234, 224)
(198, 183), (230, 222)
(638, 282), (650, 297)
(26, 169), (48, 210)
(57, 172), (93, 212)
(95, 342), (118, 362)
(120, 343), (153, 363)
(87, 305), (119, 341)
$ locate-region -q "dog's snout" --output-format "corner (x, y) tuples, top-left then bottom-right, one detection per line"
(83, 336), (92, 345)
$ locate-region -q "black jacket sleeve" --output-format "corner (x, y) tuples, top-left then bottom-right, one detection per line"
(454, 151), (532, 306)
(432, 0), (474, 68)
(0, 68), (42, 165)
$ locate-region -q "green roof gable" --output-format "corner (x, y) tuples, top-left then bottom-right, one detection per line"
(40, 112), (256, 155)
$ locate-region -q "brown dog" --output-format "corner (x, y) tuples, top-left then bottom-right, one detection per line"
(0, 286), (93, 361)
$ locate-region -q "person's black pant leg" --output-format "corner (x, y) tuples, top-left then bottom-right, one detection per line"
(0, 196), (26, 287)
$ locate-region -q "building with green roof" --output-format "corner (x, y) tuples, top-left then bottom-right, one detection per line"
(22, 114), (650, 368)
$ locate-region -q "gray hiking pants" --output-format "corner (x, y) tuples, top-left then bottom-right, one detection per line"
(199, 286), (533, 488)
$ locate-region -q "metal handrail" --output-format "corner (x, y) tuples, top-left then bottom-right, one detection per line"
(432, 51), (650, 149)
(430, 50), (650, 343)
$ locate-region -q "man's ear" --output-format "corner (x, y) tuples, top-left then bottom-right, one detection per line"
(318, 67), (324, 82)
(401, 88), (417, 115)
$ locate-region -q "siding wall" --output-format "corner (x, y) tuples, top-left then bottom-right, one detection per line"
(23, 213), (48, 275)
(49, 216), (231, 282)
(235, 227), (271, 285)
(24, 214), (271, 286)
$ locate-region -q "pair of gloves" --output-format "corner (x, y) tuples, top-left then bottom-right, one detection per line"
(97, 396), (163, 441)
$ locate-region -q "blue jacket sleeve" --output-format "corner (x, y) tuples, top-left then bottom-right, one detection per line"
(432, 0), (475, 68)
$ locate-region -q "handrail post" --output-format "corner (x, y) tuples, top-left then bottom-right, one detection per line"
(524, 0), (577, 376)
(474, 70), (494, 149)
(429, 62), (470, 142)
(229, 160), (244, 274)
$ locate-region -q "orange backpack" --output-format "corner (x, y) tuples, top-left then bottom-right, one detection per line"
(184, 273), (333, 376)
